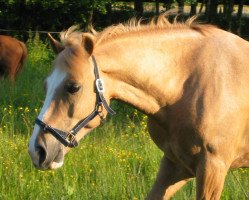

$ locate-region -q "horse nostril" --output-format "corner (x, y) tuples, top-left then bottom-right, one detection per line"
(36, 145), (47, 165)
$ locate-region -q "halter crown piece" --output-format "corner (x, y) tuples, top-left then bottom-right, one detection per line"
(35, 56), (116, 148)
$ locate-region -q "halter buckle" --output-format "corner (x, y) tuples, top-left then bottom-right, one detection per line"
(66, 130), (78, 147)
(96, 79), (105, 93)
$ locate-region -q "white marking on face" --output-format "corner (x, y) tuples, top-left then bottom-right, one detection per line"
(29, 67), (67, 156)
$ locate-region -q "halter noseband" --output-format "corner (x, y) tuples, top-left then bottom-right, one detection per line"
(35, 56), (116, 148)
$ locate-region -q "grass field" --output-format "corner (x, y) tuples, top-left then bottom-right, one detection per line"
(0, 36), (248, 200)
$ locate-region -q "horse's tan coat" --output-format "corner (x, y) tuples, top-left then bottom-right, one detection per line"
(0, 35), (27, 82)
(29, 15), (249, 199)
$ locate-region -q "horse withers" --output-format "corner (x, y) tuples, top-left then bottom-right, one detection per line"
(0, 35), (27, 82)
(28, 15), (249, 200)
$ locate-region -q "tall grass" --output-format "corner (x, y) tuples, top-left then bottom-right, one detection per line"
(0, 35), (248, 200)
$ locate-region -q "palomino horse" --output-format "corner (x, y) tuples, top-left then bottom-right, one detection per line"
(28, 14), (249, 199)
(0, 35), (27, 82)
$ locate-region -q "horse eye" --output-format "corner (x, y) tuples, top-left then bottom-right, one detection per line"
(65, 83), (81, 94)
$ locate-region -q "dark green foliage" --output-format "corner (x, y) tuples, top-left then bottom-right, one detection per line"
(0, 0), (248, 40)
(0, 0), (113, 39)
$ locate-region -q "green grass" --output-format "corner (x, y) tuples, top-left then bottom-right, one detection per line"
(0, 37), (248, 200)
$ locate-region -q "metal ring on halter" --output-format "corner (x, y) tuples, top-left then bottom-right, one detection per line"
(96, 104), (105, 121)
(43, 125), (48, 132)
(65, 130), (78, 147)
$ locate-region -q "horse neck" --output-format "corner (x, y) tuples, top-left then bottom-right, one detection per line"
(95, 32), (198, 115)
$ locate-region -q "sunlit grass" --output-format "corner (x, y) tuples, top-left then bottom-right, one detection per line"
(0, 37), (248, 200)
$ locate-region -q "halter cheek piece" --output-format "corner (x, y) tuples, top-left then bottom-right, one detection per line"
(35, 56), (116, 148)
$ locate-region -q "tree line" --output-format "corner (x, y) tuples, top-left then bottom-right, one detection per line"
(0, 0), (248, 40)
(133, 0), (247, 35)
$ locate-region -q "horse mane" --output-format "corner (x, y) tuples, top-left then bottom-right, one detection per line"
(94, 13), (200, 46)
(59, 12), (215, 48)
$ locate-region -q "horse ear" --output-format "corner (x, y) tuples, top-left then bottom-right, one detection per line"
(82, 33), (94, 56)
(48, 33), (64, 54)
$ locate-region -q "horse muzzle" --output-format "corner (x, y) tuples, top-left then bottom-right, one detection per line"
(28, 127), (65, 170)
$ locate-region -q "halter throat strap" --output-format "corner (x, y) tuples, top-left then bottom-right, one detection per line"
(92, 56), (116, 115)
(35, 56), (116, 148)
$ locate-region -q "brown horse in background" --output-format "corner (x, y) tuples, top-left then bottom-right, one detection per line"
(0, 35), (27, 82)
(28, 14), (249, 200)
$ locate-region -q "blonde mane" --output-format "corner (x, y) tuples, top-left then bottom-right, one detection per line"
(94, 13), (199, 45)
(59, 13), (213, 48)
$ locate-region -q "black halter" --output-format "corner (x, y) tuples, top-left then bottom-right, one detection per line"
(35, 56), (116, 148)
